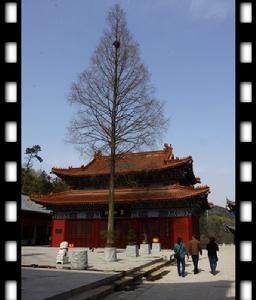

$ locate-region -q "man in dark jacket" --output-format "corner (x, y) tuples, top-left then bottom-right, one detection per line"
(189, 235), (202, 274)
(206, 237), (219, 275)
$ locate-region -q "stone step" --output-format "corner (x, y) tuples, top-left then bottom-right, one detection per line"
(124, 258), (163, 276)
(48, 258), (168, 300)
(146, 268), (170, 281)
(125, 260), (170, 281)
(46, 273), (121, 300)
(139, 260), (171, 276)
(112, 276), (134, 290)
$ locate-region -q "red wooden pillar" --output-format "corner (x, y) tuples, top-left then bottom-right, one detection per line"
(188, 216), (193, 243)
(94, 219), (101, 247)
(192, 216), (200, 238)
(51, 219), (68, 247)
(131, 219), (140, 244)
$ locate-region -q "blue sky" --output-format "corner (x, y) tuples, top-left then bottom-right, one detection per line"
(22, 0), (235, 207)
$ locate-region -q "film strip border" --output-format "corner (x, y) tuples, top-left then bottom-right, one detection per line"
(1, 1), (21, 300)
(0, 1), (254, 300)
(236, 1), (255, 300)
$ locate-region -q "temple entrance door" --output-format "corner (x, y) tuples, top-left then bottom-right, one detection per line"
(139, 218), (171, 249)
(35, 225), (47, 245)
(68, 220), (95, 247)
(98, 219), (131, 248)
(115, 219), (130, 248)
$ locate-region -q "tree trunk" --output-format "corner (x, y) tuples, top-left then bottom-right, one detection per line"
(106, 148), (115, 246)
(106, 22), (119, 247)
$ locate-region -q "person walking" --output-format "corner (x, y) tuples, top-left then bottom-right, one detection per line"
(174, 237), (189, 277)
(206, 237), (219, 275)
(189, 234), (202, 274)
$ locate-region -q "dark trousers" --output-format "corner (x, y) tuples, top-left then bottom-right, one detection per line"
(192, 255), (199, 273)
(208, 255), (217, 272)
(177, 257), (185, 276)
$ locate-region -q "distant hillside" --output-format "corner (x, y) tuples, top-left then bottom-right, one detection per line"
(200, 205), (235, 246)
(208, 205), (235, 219)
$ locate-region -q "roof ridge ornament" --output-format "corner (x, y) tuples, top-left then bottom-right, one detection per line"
(94, 150), (102, 159)
(163, 143), (174, 160)
(163, 143), (172, 152)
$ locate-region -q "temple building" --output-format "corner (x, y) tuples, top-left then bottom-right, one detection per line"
(22, 193), (52, 245)
(31, 144), (211, 249)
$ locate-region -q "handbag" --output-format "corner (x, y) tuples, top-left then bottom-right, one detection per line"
(174, 245), (181, 259)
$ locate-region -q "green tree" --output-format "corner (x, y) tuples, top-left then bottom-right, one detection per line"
(200, 212), (234, 247)
(22, 168), (69, 195)
(51, 177), (69, 193)
(23, 145), (43, 190)
(24, 145), (43, 170)
(22, 168), (38, 194)
(37, 171), (53, 195)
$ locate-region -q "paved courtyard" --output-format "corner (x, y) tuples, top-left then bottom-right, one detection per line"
(22, 268), (116, 300)
(105, 244), (235, 300)
(22, 246), (170, 272)
(22, 244), (235, 300)
(22, 246), (170, 299)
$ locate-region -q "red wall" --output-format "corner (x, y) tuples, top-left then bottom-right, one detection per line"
(51, 220), (68, 247)
(171, 216), (193, 249)
(50, 216), (195, 249)
(192, 216), (200, 239)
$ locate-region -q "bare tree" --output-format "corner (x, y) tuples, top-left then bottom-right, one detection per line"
(68, 4), (168, 247)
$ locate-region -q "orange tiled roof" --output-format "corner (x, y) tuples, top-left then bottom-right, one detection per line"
(30, 185), (210, 206)
(52, 144), (193, 177)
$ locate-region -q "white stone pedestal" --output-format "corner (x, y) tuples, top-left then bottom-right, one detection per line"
(56, 248), (69, 264)
(151, 243), (161, 254)
(126, 245), (139, 257)
(70, 250), (88, 270)
(139, 243), (151, 255)
(104, 247), (117, 262)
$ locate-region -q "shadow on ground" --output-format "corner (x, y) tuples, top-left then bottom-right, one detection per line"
(107, 280), (235, 300)
(22, 253), (45, 256)
(22, 268), (116, 300)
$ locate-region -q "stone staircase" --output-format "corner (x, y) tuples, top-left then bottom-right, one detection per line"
(46, 258), (171, 300)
